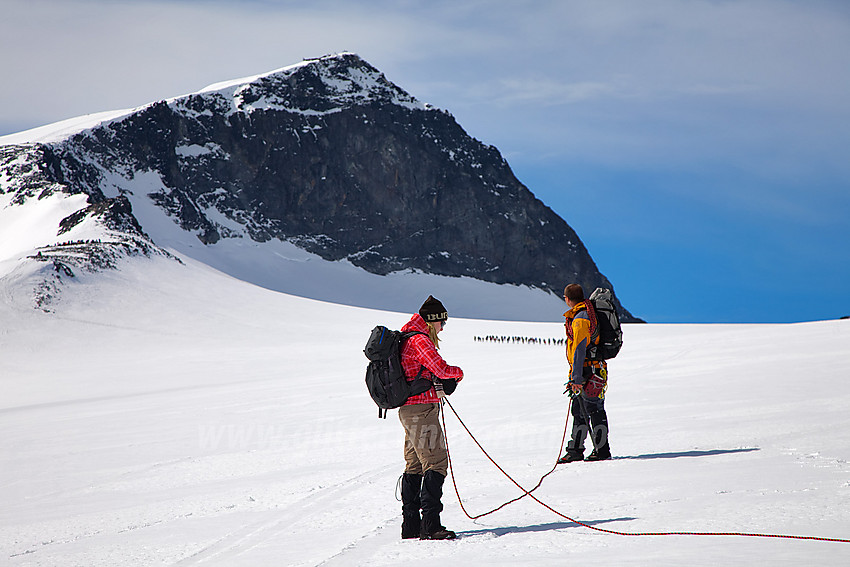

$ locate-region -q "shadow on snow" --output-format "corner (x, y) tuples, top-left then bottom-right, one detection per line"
(458, 517), (636, 538)
(613, 447), (760, 461)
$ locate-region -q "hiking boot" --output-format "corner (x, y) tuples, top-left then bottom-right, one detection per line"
(585, 447), (611, 461)
(402, 521), (422, 539)
(420, 526), (457, 540)
(557, 450), (584, 464)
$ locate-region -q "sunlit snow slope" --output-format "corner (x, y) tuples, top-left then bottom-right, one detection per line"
(1, 255), (848, 566)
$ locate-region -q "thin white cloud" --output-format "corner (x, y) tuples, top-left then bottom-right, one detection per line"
(1, 0), (848, 198)
(489, 79), (620, 106)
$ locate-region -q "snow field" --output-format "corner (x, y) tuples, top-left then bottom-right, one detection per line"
(1, 256), (849, 566)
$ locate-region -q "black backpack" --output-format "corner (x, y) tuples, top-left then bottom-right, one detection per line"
(587, 288), (623, 361)
(364, 326), (433, 418)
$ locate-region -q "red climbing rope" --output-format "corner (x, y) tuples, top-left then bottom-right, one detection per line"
(443, 397), (571, 520)
(439, 396), (850, 544)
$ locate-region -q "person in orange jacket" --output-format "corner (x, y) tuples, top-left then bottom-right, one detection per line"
(558, 283), (611, 463)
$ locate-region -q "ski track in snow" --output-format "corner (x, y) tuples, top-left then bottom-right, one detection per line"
(176, 465), (397, 565)
(311, 517), (400, 567)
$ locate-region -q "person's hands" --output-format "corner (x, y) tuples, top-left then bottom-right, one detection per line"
(563, 382), (583, 396)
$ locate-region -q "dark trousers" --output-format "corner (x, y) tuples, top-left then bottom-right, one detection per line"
(567, 395), (609, 454)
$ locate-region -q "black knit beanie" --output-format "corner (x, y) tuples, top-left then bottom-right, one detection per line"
(419, 295), (448, 323)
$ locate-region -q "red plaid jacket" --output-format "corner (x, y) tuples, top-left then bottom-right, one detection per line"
(400, 313), (464, 405)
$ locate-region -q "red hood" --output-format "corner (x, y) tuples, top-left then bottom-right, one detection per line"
(401, 313), (429, 334)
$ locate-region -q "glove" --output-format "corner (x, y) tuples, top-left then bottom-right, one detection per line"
(441, 378), (458, 395)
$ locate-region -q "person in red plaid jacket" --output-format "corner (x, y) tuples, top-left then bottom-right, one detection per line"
(397, 295), (464, 541)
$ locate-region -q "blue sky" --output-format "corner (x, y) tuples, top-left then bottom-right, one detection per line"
(2, 0), (849, 322)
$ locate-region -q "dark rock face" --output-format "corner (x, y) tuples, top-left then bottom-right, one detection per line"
(2, 53), (639, 321)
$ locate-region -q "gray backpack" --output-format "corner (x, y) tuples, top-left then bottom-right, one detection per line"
(587, 288), (623, 360)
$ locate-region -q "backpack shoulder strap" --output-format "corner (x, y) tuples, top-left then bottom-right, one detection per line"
(585, 300), (599, 342)
(566, 305), (593, 342)
(400, 331), (429, 380)
(585, 300), (604, 361)
(401, 330), (427, 340)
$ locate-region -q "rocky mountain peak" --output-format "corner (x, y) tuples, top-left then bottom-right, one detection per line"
(0, 53), (640, 321)
(197, 53), (429, 117)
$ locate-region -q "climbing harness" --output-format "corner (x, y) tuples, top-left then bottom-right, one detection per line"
(439, 397), (850, 544)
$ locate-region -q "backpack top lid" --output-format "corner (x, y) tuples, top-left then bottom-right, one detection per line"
(364, 325), (396, 362)
(589, 287), (613, 304)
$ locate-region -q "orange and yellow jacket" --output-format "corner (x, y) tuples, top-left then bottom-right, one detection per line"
(564, 301), (606, 385)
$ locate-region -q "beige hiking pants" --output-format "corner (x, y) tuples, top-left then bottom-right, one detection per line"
(398, 403), (448, 477)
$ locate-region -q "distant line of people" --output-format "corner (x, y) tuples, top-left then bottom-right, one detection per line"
(474, 335), (565, 346)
